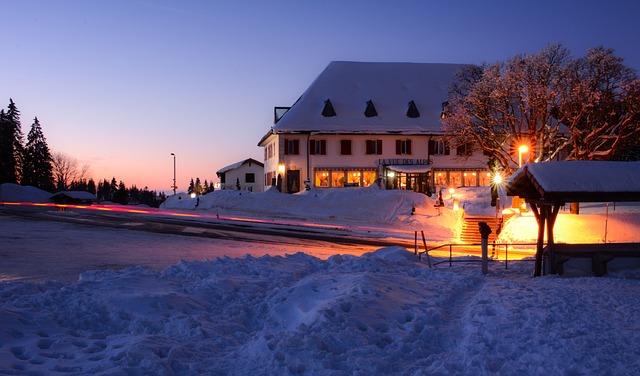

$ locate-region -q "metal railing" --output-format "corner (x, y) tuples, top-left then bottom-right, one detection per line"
(413, 231), (539, 269)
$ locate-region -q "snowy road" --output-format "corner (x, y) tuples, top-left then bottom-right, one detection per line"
(0, 208), (383, 283)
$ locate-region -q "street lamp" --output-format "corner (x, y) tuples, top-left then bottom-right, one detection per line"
(171, 153), (176, 195)
(518, 145), (529, 167)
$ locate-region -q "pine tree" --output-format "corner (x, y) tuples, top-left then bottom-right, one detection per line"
(110, 177), (118, 200)
(114, 180), (128, 205)
(195, 177), (203, 195)
(0, 99), (24, 184)
(188, 178), (195, 194)
(22, 117), (55, 191)
(87, 178), (96, 195)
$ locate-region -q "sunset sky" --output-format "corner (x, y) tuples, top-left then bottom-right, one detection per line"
(2, 0), (639, 193)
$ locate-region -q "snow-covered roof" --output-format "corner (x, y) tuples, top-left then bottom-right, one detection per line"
(50, 191), (97, 200)
(271, 61), (469, 135)
(506, 161), (640, 202)
(217, 158), (264, 175)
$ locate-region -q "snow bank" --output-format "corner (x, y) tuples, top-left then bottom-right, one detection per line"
(0, 183), (51, 203)
(161, 187), (461, 240)
(2, 249), (640, 375)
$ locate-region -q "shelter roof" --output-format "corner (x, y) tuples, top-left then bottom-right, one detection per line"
(505, 161), (640, 204)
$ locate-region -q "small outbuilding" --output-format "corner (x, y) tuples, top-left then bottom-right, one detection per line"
(216, 158), (264, 192)
(50, 191), (97, 205)
(506, 161), (640, 276)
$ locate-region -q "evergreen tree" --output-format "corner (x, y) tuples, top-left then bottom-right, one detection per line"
(87, 178), (96, 195)
(188, 178), (195, 194)
(22, 117), (55, 191)
(195, 177), (203, 195)
(97, 179), (111, 201)
(0, 99), (24, 184)
(114, 180), (128, 205)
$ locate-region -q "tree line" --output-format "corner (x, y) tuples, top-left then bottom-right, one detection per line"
(0, 99), (165, 207)
(442, 44), (640, 174)
(187, 177), (215, 195)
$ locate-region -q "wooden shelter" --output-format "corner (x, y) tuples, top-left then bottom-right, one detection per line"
(505, 161), (640, 276)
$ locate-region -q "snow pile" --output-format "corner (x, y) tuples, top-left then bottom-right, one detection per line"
(0, 183), (51, 203)
(162, 186), (461, 240)
(3, 248), (640, 375)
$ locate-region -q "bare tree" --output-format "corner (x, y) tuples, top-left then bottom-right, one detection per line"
(558, 47), (640, 161)
(442, 44), (573, 174)
(51, 151), (92, 191)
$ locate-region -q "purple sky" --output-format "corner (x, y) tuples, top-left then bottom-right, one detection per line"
(2, 0), (639, 192)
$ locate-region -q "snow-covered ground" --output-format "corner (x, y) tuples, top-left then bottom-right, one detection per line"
(2, 183), (640, 375)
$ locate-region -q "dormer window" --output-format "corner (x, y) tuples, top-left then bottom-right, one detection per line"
(364, 100), (378, 117)
(440, 101), (449, 119)
(322, 99), (337, 117)
(407, 100), (420, 118)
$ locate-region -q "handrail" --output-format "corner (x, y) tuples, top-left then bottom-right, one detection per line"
(418, 240), (540, 269)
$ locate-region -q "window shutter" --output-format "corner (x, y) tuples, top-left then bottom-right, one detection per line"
(321, 140), (326, 155)
(396, 140), (402, 155)
(310, 140), (316, 155)
(428, 140), (435, 155)
(293, 140), (299, 155)
(284, 139), (289, 155)
(376, 140), (383, 155)
(407, 140), (412, 155)
(444, 142), (450, 155)
(366, 140), (373, 155)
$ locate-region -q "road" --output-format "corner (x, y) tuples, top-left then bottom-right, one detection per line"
(1, 203), (535, 282)
(0, 203), (401, 282)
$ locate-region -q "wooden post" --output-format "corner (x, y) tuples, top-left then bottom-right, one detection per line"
(530, 202), (546, 277)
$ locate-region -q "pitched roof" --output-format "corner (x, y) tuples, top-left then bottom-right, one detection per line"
(50, 191), (97, 200)
(217, 158), (264, 175)
(505, 161), (640, 203)
(271, 61), (468, 135)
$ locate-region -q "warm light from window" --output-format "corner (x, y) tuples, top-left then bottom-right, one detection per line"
(278, 164), (285, 175)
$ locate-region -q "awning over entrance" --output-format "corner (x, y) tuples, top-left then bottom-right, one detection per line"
(386, 165), (431, 174)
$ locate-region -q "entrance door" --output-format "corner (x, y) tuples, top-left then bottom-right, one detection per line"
(286, 170), (301, 193)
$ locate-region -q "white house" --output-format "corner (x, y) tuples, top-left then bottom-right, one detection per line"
(258, 61), (492, 194)
(216, 158), (265, 192)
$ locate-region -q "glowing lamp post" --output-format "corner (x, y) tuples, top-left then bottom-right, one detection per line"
(170, 153), (177, 195)
(518, 145), (529, 168)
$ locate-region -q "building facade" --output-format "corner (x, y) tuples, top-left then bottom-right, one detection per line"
(258, 61), (493, 194)
(216, 158), (265, 192)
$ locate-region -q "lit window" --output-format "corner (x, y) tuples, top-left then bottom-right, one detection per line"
(314, 171), (329, 187)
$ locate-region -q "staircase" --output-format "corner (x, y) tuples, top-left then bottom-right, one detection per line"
(460, 216), (501, 244)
